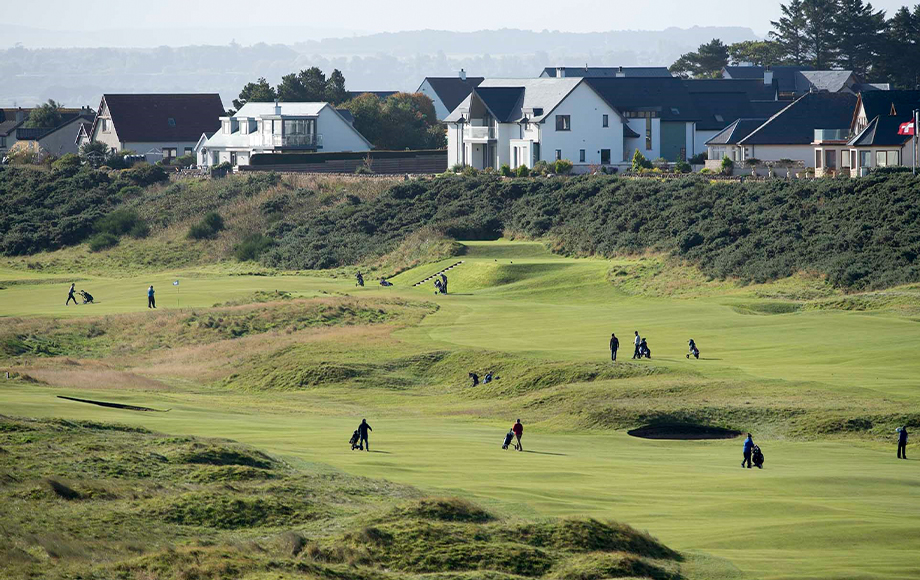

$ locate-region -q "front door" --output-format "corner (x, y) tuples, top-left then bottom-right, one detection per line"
(601, 149), (611, 164)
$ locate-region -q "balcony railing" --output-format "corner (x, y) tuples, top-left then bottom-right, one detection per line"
(250, 134), (322, 148)
(814, 129), (848, 142)
(463, 125), (495, 140)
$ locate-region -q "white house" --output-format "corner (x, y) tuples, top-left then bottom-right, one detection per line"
(89, 94), (225, 163)
(417, 71), (484, 121)
(707, 92), (860, 168)
(444, 78), (625, 171)
(198, 101), (372, 168)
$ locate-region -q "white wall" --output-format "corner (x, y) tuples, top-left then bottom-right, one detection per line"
(624, 117), (660, 161)
(539, 83), (623, 167)
(447, 123), (461, 167)
(317, 107), (371, 152)
(418, 80), (451, 121)
(124, 141), (199, 163)
(695, 130), (720, 157)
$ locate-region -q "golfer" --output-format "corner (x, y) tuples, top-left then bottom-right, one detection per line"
(358, 419), (372, 452)
(512, 419), (524, 452)
(897, 427), (908, 459)
(742, 433), (754, 468)
(632, 331), (641, 359)
(610, 333), (619, 361)
(66, 283), (77, 306)
(147, 285), (156, 309)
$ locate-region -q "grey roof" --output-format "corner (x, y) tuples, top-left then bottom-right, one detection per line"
(854, 83), (890, 92)
(848, 115), (913, 147)
(474, 87), (525, 123)
(858, 90), (920, 121)
(16, 113), (95, 141)
(444, 78), (582, 123)
(0, 119), (22, 137)
(101, 94), (224, 142)
(686, 87), (784, 130)
(738, 92), (858, 145)
(585, 77), (701, 121)
(722, 66), (814, 93)
(541, 66), (673, 78)
(705, 118), (769, 145)
(684, 78), (777, 100)
(420, 76), (485, 113)
(796, 70), (855, 93)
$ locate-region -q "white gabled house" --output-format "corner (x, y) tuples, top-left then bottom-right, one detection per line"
(444, 77), (708, 172)
(198, 101), (373, 168)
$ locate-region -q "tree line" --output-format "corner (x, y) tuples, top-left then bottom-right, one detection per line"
(669, 0), (920, 88)
(231, 67), (444, 151)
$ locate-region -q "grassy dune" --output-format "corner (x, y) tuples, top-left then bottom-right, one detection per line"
(2, 240), (919, 579)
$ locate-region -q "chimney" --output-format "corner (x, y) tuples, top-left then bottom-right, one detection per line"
(616, 65), (625, 78)
(459, 68), (467, 81)
(556, 67), (565, 78)
(764, 66), (774, 86)
(274, 100), (281, 115)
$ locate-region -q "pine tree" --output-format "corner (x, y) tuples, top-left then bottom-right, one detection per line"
(833, 0), (887, 76)
(802, 0), (839, 68)
(325, 69), (348, 105)
(770, 0), (809, 64)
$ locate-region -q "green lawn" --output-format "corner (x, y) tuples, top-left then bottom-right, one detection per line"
(2, 240), (919, 579)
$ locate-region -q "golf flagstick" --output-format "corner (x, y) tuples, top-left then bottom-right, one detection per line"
(174, 279), (179, 307)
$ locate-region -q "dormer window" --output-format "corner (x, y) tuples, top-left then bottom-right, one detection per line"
(533, 108), (544, 116)
(168, 117), (176, 127)
(714, 114), (724, 123)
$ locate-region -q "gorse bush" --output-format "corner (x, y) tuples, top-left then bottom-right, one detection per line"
(263, 172), (920, 290)
(88, 232), (120, 252)
(554, 159), (574, 175)
(94, 209), (149, 239)
(500, 164), (513, 177)
(234, 233), (276, 261)
(188, 212), (226, 240)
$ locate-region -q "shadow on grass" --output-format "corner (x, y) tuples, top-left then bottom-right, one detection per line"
(523, 450), (567, 456)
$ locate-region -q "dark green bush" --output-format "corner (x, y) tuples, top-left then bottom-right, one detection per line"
(88, 232), (120, 252)
(499, 164), (513, 177)
(516, 164), (530, 177)
(118, 163), (168, 187)
(234, 233), (276, 261)
(554, 159), (573, 175)
(188, 212), (225, 240)
(94, 209), (148, 238)
(720, 156), (734, 175)
(675, 161), (692, 173)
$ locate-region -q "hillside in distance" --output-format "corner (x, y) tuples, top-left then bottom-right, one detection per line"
(0, 26), (758, 106)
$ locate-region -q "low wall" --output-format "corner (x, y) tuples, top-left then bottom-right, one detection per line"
(241, 149), (447, 174)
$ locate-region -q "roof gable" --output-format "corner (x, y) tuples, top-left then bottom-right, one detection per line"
(848, 115), (912, 147)
(421, 77), (485, 113)
(102, 94), (225, 143)
(473, 87), (525, 123)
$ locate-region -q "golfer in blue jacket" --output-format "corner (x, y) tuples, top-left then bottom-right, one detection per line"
(742, 433), (754, 468)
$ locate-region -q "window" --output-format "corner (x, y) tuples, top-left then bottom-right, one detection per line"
(645, 117), (652, 150)
(533, 108), (543, 116)
(602, 114), (609, 128)
(168, 117), (176, 127)
(860, 150), (871, 168)
(163, 148), (177, 162)
(714, 114), (724, 123)
(101, 119), (110, 133)
(0, 136), (5, 148)
(670, 107), (680, 115)
(184, 147), (193, 156)
(876, 150), (899, 167)
(579, 149), (585, 163)
(533, 143), (540, 164)
(513, 147), (518, 168)
(555, 149), (562, 161)
(825, 149), (836, 169)
(230, 151), (237, 166)
(555, 115), (571, 131)
(841, 150), (851, 168)
(815, 150), (822, 169)
(851, 151), (856, 169)
(624, 111), (658, 118)
(284, 119), (312, 135)
(601, 149), (611, 164)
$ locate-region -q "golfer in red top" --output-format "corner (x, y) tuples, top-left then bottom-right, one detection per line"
(512, 419), (524, 451)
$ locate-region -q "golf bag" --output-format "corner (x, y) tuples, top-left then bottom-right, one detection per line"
(80, 290), (94, 304)
(687, 347), (699, 359)
(502, 430), (514, 450)
(638, 342), (651, 358)
(752, 445), (764, 468)
(350, 430), (363, 451)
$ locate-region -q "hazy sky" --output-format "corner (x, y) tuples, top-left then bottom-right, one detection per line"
(5, 0), (910, 37)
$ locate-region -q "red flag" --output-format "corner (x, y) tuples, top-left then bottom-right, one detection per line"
(899, 120), (916, 136)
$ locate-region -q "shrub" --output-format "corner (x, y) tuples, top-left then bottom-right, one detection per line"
(120, 164), (168, 187)
(699, 168), (713, 174)
(531, 160), (551, 176)
(744, 158), (761, 166)
(450, 163), (464, 173)
(95, 209), (146, 237)
(554, 159), (573, 175)
(516, 164), (530, 177)
(51, 154), (82, 172)
(234, 233), (276, 261)
(188, 212), (225, 240)
(720, 156), (734, 175)
(631, 150), (653, 172)
(688, 152), (708, 164)
(499, 164), (513, 177)
(354, 165), (374, 175)
(174, 153), (196, 167)
(87, 232), (119, 252)
(675, 160), (692, 173)
(461, 165), (479, 177)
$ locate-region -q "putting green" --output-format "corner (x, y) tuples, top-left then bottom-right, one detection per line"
(2, 240), (919, 579)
